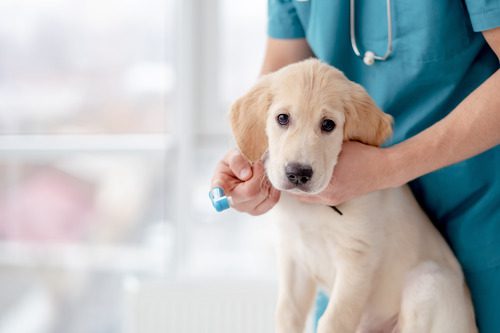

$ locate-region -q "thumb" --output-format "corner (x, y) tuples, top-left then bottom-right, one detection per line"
(227, 150), (253, 181)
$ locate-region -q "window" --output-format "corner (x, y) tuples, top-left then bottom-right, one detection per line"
(0, 0), (173, 331)
(0, 0), (278, 332)
(0, 0), (172, 134)
(184, 0), (273, 279)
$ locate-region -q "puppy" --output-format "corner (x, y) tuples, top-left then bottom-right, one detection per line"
(229, 59), (477, 333)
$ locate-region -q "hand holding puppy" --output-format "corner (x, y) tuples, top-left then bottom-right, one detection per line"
(211, 149), (280, 216)
(293, 141), (397, 206)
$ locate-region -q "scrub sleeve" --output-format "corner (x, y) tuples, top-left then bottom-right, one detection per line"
(267, 0), (500, 332)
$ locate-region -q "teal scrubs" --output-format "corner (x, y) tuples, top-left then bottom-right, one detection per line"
(268, 0), (500, 331)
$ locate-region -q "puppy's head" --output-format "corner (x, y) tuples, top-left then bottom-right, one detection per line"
(230, 59), (392, 194)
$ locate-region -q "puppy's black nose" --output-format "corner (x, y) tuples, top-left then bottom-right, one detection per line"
(285, 163), (313, 185)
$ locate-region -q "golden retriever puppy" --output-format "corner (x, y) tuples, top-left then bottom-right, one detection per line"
(230, 59), (477, 333)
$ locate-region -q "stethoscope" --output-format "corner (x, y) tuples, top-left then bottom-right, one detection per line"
(350, 0), (393, 65)
(297, 0), (394, 66)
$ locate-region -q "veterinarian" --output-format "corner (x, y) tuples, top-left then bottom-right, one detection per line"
(211, 1), (500, 331)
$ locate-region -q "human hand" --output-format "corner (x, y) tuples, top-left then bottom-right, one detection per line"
(292, 141), (397, 206)
(211, 149), (280, 215)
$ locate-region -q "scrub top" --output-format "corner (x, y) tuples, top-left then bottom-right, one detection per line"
(268, 0), (500, 331)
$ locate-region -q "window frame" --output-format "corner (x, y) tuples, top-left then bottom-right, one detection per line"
(0, 0), (186, 276)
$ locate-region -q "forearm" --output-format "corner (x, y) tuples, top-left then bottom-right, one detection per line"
(260, 38), (314, 75)
(386, 69), (500, 187)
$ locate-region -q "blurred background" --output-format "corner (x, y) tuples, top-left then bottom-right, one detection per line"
(0, 0), (309, 332)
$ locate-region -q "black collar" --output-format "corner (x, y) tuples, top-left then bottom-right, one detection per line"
(330, 206), (343, 216)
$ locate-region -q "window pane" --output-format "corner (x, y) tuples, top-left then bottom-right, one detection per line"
(0, 152), (172, 332)
(0, 269), (141, 333)
(0, 153), (170, 248)
(219, 0), (266, 106)
(0, 1), (175, 332)
(0, 0), (172, 134)
(184, 0), (274, 279)
(189, 143), (276, 279)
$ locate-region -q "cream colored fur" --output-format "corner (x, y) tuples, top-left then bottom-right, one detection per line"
(230, 59), (477, 333)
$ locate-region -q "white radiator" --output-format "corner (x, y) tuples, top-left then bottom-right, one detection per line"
(123, 279), (285, 333)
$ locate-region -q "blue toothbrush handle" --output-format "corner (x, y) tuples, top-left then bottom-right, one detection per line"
(209, 187), (232, 212)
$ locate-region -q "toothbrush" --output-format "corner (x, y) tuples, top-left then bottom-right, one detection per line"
(209, 187), (232, 212)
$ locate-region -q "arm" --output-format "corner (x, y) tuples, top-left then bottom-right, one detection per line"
(297, 28), (500, 206)
(388, 27), (500, 187)
(388, 66), (499, 187)
(260, 38), (314, 75)
(211, 38), (313, 215)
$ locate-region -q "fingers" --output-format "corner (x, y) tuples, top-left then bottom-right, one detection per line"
(210, 150), (279, 215)
(231, 162), (265, 201)
(226, 149), (252, 181)
(294, 190), (348, 206)
(211, 149), (251, 192)
(293, 194), (332, 205)
(294, 194), (319, 203)
(231, 162), (270, 207)
(292, 182), (345, 206)
(251, 187), (280, 216)
(231, 162), (280, 215)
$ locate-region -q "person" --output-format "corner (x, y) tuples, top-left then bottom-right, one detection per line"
(211, 1), (500, 331)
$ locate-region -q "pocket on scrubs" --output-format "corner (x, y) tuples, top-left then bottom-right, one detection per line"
(393, 0), (472, 63)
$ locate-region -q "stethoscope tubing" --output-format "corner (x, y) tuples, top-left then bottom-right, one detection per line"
(350, 0), (393, 63)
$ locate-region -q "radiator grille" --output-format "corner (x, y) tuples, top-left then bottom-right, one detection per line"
(123, 280), (279, 333)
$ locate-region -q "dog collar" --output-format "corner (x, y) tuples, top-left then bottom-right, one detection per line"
(331, 206), (343, 216)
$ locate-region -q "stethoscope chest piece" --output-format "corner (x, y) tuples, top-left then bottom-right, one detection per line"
(363, 51), (376, 66)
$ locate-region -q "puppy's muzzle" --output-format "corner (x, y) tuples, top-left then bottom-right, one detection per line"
(285, 163), (313, 185)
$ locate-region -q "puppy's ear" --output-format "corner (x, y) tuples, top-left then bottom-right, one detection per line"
(343, 83), (393, 146)
(230, 76), (272, 162)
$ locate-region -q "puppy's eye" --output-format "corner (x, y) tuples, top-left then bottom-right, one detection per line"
(321, 119), (336, 133)
(277, 114), (289, 126)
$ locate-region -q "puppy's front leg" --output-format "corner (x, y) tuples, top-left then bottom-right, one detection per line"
(317, 261), (374, 333)
(275, 251), (316, 333)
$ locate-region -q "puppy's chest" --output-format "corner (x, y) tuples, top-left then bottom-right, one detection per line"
(273, 196), (344, 287)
